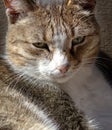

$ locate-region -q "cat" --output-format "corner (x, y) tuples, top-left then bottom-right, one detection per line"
(0, 0), (112, 129)
(0, 0), (98, 129)
(0, 58), (96, 130)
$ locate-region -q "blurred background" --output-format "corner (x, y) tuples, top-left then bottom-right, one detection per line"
(0, 0), (112, 56)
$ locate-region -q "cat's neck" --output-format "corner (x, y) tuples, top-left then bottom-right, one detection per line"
(60, 64), (112, 128)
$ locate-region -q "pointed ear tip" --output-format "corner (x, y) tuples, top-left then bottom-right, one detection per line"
(3, 0), (11, 8)
(81, 0), (96, 11)
(88, 0), (96, 5)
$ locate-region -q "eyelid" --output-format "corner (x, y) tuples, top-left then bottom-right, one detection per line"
(32, 42), (50, 52)
(33, 42), (46, 47)
(72, 36), (86, 46)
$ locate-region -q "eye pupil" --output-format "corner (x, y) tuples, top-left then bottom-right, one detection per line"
(37, 43), (42, 46)
(33, 42), (45, 47)
(72, 36), (85, 46)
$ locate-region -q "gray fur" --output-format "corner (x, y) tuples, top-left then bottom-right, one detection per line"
(0, 58), (94, 130)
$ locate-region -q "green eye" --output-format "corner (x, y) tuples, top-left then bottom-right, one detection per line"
(72, 36), (85, 46)
(33, 42), (50, 51)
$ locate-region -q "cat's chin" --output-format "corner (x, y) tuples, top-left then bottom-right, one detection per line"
(53, 77), (71, 83)
(50, 73), (73, 83)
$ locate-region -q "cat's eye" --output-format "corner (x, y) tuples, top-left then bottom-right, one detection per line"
(72, 36), (85, 46)
(33, 42), (50, 51)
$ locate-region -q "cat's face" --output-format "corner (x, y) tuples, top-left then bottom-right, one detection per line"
(5, 0), (100, 83)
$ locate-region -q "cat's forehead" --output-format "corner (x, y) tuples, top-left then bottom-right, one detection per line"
(30, 4), (80, 35)
(30, 6), (96, 39)
(37, 0), (66, 6)
(11, 1), (98, 43)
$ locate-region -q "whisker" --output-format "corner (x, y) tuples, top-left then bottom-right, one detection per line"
(81, 58), (112, 73)
(83, 56), (112, 62)
(11, 73), (25, 89)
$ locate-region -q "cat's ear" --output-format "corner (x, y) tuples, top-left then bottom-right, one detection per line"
(66, 0), (96, 12)
(3, 0), (35, 24)
(80, 0), (96, 11)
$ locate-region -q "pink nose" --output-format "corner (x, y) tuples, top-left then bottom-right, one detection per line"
(57, 64), (70, 73)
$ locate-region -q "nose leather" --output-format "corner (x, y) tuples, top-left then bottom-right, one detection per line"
(57, 64), (70, 73)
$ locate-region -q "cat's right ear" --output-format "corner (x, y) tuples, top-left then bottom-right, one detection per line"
(3, 0), (35, 24)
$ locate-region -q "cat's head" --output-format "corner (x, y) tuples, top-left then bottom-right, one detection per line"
(4, 0), (100, 83)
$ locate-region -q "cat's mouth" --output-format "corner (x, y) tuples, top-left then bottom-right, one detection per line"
(50, 69), (68, 77)
(52, 75), (72, 83)
(49, 70), (73, 83)
(53, 73), (67, 78)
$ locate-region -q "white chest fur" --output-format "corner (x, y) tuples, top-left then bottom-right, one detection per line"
(60, 65), (112, 130)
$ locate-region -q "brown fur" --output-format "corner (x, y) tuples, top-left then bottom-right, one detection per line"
(0, 58), (95, 130)
(5, 0), (100, 69)
(0, 0), (100, 129)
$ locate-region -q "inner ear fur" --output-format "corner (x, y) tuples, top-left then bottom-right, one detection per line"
(66, 0), (96, 11)
(80, 0), (96, 11)
(3, 0), (36, 24)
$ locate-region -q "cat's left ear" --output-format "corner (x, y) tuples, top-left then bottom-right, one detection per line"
(79, 0), (96, 12)
(3, 0), (35, 24)
(66, 0), (96, 12)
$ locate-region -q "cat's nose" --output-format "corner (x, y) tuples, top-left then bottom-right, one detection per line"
(57, 64), (70, 73)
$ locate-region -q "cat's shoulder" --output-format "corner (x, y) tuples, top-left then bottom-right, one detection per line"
(0, 56), (13, 83)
